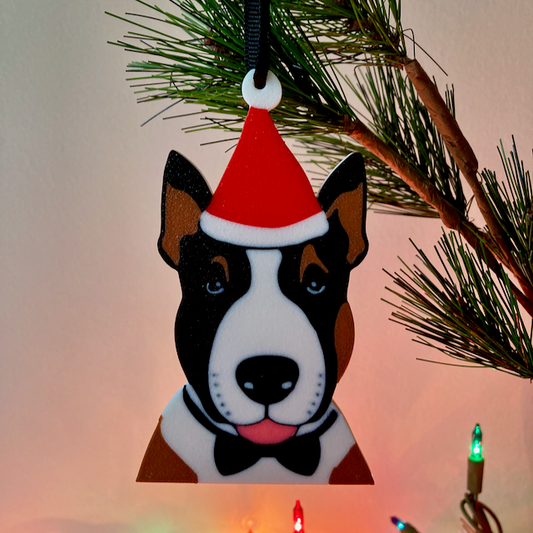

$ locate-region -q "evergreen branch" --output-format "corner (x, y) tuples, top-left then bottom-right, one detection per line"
(346, 117), (489, 247)
(109, 0), (359, 135)
(108, 2), (533, 278)
(401, 59), (478, 178)
(331, 66), (533, 316)
(107, 0), (408, 133)
(400, 59), (533, 305)
(280, 0), (406, 65)
(347, 66), (466, 212)
(297, 134), (439, 217)
(110, 1), (447, 216)
(109, 0), (533, 375)
(345, 117), (533, 319)
(385, 233), (533, 380)
(482, 140), (533, 290)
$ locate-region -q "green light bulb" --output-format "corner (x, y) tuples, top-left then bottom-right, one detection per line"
(470, 424), (483, 462)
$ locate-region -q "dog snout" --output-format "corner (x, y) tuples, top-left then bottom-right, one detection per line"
(236, 355), (299, 406)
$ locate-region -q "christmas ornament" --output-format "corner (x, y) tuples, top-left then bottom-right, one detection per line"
(136, 0), (373, 485)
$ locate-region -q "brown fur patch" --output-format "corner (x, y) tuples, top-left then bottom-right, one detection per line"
(329, 443), (374, 485)
(299, 244), (329, 283)
(137, 416), (198, 483)
(212, 255), (229, 281)
(335, 303), (355, 382)
(326, 184), (366, 264)
(160, 186), (202, 266)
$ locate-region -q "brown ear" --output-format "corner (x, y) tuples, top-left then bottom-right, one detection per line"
(318, 153), (368, 267)
(158, 151), (212, 268)
(325, 184), (366, 264)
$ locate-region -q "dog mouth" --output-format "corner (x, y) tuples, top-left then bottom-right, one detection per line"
(236, 418), (297, 444)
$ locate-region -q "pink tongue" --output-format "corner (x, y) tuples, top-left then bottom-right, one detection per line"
(237, 419), (297, 445)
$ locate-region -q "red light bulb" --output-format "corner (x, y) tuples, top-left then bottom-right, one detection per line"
(293, 500), (304, 533)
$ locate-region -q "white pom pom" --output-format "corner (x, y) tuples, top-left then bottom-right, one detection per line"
(241, 69), (282, 110)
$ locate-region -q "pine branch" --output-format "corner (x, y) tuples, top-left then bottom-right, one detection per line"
(401, 58), (478, 178)
(347, 117), (470, 229)
(400, 58), (533, 305)
(385, 232), (533, 380)
(297, 134), (439, 217)
(282, 0), (406, 65)
(482, 140), (533, 289)
(352, 68), (465, 204)
(109, 0), (533, 376)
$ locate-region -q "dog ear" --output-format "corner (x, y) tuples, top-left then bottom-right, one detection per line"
(317, 153), (368, 267)
(158, 151), (213, 268)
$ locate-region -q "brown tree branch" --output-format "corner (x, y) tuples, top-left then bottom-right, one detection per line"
(347, 118), (533, 316)
(402, 59), (479, 176)
(349, 119), (474, 233)
(401, 58), (533, 304)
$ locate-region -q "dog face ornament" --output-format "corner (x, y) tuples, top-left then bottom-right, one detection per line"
(137, 71), (373, 484)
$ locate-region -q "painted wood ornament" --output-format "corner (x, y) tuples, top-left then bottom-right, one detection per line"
(137, 70), (373, 484)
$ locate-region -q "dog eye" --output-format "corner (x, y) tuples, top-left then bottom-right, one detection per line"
(206, 280), (225, 295)
(301, 262), (328, 296)
(306, 280), (326, 295)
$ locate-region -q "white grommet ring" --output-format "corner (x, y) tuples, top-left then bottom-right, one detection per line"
(241, 69), (282, 110)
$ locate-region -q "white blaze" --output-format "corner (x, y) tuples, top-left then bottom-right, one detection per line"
(208, 249), (326, 426)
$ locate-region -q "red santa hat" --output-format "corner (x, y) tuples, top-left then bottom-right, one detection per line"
(200, 70), (328, 247)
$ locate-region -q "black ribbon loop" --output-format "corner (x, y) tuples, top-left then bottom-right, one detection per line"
(244, 0), (271, 89)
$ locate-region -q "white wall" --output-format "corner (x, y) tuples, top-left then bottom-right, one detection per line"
(1, 1), (532, 532)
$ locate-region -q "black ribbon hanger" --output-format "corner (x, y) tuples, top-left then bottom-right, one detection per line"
(244, 0), (271, 89)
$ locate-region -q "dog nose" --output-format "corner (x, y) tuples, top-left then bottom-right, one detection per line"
(236, 355), (299, 405)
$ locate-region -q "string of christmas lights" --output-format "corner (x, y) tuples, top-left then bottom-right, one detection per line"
(249, 426), (502, 533)
(390, 425), (504, 533)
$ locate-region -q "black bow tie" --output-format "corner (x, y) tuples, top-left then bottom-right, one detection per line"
(183, 387), (337, 477)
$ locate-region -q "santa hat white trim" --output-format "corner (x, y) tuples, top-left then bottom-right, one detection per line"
(200, 210), (329, 248)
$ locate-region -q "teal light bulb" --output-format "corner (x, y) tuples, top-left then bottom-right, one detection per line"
(470, 424), (483, 462)
(391, 517), (405, 530)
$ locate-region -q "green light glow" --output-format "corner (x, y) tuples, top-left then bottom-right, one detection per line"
(469, 424), (483, 462)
